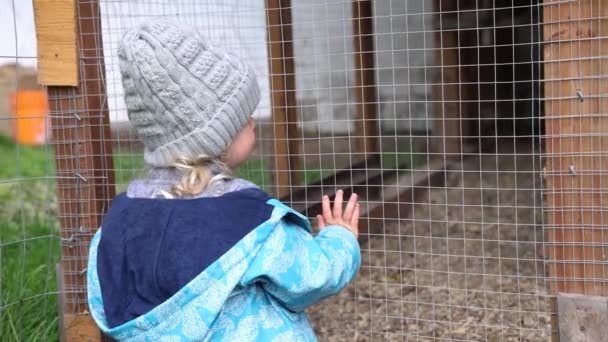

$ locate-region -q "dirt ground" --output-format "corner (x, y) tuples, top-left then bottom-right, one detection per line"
(307, 140), (552, 341)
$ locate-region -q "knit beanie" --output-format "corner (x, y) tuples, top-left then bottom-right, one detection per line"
(118, 19), (260, 167)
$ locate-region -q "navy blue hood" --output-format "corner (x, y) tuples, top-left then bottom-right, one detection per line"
(96, 188), (273, 328)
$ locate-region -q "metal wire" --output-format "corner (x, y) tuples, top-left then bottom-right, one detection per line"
(4, 0), (605, 340)
(100, 0), (553, 340)
(0, 1), (59, 341)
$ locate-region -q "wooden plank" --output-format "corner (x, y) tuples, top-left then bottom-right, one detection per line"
(47, 1), (115, 340)
(282, 157), (452, 243)
(543, 0), (608, 296)
(265, 0), (300, 198)
(543, 0), (608, 340)
(33, 0), (79, 86)
(359, 158), (452, 242)
(456, 27), (474, 147)
(456, 0), (496, 153)
(432, 0), (462, 157)
(282, 156), (383, 216)
(352, 0), (379, 160)
(557, 293), (608, 342)
(57, 264), (105, 341)
(62, 314), (102, 342)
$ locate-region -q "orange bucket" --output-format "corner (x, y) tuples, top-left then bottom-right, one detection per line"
(10, 90), (49, 145)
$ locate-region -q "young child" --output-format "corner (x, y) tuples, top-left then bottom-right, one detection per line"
(87, 19), (361, 341)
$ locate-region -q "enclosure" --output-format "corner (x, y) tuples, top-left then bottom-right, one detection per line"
(1, 0), (607, 341)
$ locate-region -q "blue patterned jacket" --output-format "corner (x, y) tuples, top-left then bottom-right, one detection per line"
(87, 187), (360, 341)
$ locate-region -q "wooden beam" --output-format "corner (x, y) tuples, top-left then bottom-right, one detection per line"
(352, 0), (379, 159)
(543, 0), (608, 339)
(33, 0), (79, 86)
(46, 1), (115, 340)
(358, 158), (452, 242)
(265, 0), (301, 198)
(543, 0), (608, 297)
(455, 0), (485, 152)
(432, 0), (463, 157)
(281, 157), (452, 243)
(282, 155), (383, 216)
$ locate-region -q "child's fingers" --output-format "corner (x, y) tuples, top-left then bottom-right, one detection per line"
(333, 189), (344, 218)
(343, 193), (358, 221)
(317, 215), (326, 229)
(322, 195), (332, 223)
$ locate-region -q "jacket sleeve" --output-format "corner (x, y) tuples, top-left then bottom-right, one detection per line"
(240, 214), (361, 312)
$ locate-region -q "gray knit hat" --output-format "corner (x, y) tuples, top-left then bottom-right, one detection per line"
(118, 19), (260, 167)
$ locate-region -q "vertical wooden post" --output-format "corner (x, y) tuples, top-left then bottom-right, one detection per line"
(265, 0), (300, 199)
(432, 0), (463, 157)
(352, 0), (379, 160)
(456, 0), (482, 152)
(35, 0), (115, 340)
(543, 0), (608, 340)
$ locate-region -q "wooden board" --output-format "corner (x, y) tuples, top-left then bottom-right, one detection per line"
(543, 0), (608, 297)
(265, 0), (301, 198)
(432, 0), (463, 157)
(360, 158), (452, 242)
(48, 1), (115, 340)
(282, 156), (452, 244)
(282, 156), (384, 216)
(557, 293), (608, 342)
(62, 314), (102, 342)
(543, 0), (608, 340)
(33, 0), (79, 86)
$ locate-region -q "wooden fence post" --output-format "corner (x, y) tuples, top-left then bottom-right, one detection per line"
(352, 0), (379, 161)
(265, 0), (301, 199)
(432, 0), (463, 157)
(543, 0), (608, 340)
(35, 0), (115, 340)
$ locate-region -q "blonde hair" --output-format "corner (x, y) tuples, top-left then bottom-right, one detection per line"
(170, 155), (233, 197)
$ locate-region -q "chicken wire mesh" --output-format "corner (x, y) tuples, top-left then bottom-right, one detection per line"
(2, 0), (606, 341)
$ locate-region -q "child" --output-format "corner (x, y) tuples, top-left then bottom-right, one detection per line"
(87, 19), (361, 341)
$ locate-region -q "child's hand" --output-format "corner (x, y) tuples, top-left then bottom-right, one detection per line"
(317, 190), (360, 238)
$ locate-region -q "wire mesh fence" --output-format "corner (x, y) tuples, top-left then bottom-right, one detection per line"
(0, 0), (606, 341)
(0, 1), (60, 341)
(97, 0), (552, 340)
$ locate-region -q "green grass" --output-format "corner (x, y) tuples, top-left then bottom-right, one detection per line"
(111, 152), (275, 192)
(0, 220), (60, 342)
(0, 135), (60, 341)
(112, 151), (146, 193)
(381, 150), (426, 172)
(110, 155), (335, 193)
(234, 160), (338, 191)
(0, 135), (55, 180)
(234, 150), (423, 193)
(0, 134), (58, 227)
(235, 158), (270, 190)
